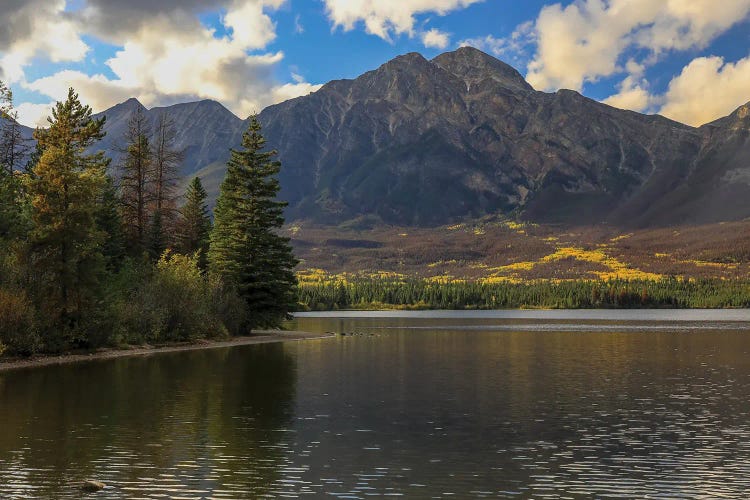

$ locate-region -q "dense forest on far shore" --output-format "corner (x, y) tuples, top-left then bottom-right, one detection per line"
(0, 85), (297, 357)
(299, 278), (750, 311)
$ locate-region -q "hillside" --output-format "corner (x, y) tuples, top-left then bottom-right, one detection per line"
(288, 218), (750, 283)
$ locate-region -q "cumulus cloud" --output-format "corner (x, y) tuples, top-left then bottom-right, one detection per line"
(459, 21), (534, 64)
(272, 81), (323, 104)
(323, 0), (480, 45)
(15, 102), (55, 128)
(1, 0), (322, 126)
(26, 70), (136, 111)
(524, 0), (750, 92)
(658, 55), (750, 126)
(0, 0), (88, 83)
(602, 75), (654, 113)
(421, 28), (451, 49)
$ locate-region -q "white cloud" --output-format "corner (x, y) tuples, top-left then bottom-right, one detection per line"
(294, 14), (305, 34)
(602, 75), (654, 113)
(659, 55), (750, 126)
(24, 70), (137, 113)
(421, 28), (450, 49)
(271, 81), (324, 104)
(0, 0), (88, 83)
(459, 21), (534, 63)
(3, 0), (323, 126)
(524, 0), (750, 92)
(323, 0), (481, 41)
(15, 102), (54, 128)
(222, 0), (285, 50)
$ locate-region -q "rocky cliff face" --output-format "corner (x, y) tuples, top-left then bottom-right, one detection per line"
(622, 102), (750, 226)
(93, 98), (245, 177)
(258, 47), (747, 227)
(18, 47), (750, 227)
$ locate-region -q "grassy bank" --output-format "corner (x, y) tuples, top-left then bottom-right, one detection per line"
(298, 277), (750, 311)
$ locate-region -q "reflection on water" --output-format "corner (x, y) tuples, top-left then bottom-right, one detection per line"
(0, 344), (297, 498)
(2, 311), (750, 498)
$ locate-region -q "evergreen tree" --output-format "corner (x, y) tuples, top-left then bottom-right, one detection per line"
(147, 208), (166, 261)
(208, 116), (298, 328)
(0, 82), (31, 174)
(96, 176), (126, 271)
(27, 88), (108, 333)
(118, 107), (152, 254)
(0, 168), (25, 243)
(0, 84), (29, 241)
(177, 176), (211, 267)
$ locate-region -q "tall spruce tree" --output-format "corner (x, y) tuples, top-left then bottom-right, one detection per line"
(96, 175), (126, 271)
(177, 177), (211, 267)
(147, 209), (166, 261)
(27, 88), (108, 333)
(208, 116), (298, 328)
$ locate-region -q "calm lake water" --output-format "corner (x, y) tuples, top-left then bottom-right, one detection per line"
(2, 310), (750, 498)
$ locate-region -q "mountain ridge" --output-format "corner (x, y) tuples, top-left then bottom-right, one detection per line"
(10, 47), (750, 227)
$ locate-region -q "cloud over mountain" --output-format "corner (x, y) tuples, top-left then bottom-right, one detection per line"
(0, 0), (321, 126)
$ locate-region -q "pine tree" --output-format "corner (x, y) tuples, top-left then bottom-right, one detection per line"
(27, 88), (108, 333)
(0, 83), (28, 241)
(118, 107), (152, 254)
(177, 177), (211, 267)
(96, 176), (126, 271)
(0, 83), (31, 174)
(0, 168), (25, 242)
(208, 116), (298, 328)
(147, 208), (166, 261)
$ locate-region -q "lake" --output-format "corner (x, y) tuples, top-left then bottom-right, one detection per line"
(2, 310), (750, 498)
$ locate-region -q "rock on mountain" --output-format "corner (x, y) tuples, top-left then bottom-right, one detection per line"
(257, 47), (749, 227)
(17, 47), (750, 227)
(93, 98), (246, 178)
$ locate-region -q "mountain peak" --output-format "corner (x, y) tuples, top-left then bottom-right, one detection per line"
(393, 52), (429, 63)
(433, 46), (533, 93)
(704, 101), (750, 129)
(376, 51), (431, 72)
(731, 102), (750, 122)
(119, 97), (146, 111)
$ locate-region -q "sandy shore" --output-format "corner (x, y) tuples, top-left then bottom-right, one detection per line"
(0, 330), (333, 373)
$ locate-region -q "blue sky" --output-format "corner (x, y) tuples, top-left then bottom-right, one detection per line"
(2, 0), (750, 127)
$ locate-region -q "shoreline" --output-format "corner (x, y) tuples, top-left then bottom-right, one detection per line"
(0, 331), (333, 373)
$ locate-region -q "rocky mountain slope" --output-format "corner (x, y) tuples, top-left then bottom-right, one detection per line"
(91, 97), (246, 177)
(14, 47), (750, 227)
(258, 47), (748, 227)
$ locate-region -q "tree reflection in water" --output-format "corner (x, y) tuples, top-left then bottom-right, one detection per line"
(0, 343), (297, 498)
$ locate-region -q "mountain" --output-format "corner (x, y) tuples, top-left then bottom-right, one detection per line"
(0, 115), (35, 169)
(256, 47), (748, 227)
(92, 98), (245, 177)
(16, 47), (750, 227)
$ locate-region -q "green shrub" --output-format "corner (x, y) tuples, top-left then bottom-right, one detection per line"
(206, 273), (249, 337)
(105, 252), (249, 345)
(147, 251), (214, 341)
(0, 288), (39, 356)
